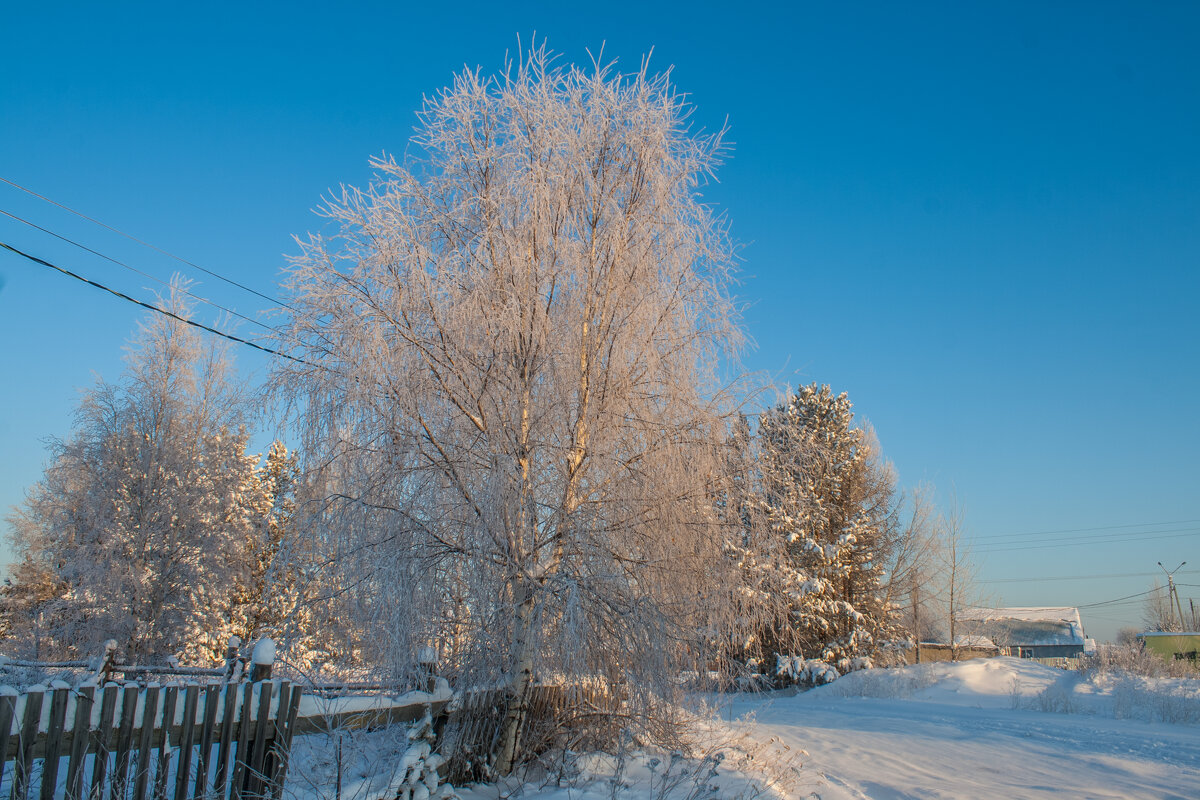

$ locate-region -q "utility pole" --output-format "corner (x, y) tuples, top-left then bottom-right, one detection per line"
(1158, 561), (1188, 631)
(912, 582), (922, 664)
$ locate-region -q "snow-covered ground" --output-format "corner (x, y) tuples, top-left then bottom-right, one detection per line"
(734, 657), (1200, 800)
(446, 658), (1200, 799)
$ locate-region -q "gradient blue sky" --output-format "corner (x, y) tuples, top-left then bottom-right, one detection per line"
(1, 2), (1197, 641)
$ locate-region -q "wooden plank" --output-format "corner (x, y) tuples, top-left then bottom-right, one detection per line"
(228, 683), (255, 800)
(211, 685), (240, 799)
(261, 683), (288, 798)
(172, 685), (199, 800)
(191, 685), (219, 800)
(132, 685), (160, 800)
(244, 683), (274, 800)
(65, 685), (95, 800)
(268, 686), (302, 800)
(0, 692), (17, 792)
(288, 697), (448, 737)
(153, 686), (178, 800)
(39, 686), (71, 800)
(10, 688), (44, 800)
(109, 685), (140, 800)
(91, 684), (121, 800)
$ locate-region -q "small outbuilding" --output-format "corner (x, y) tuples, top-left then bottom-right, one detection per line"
(958, 606), (1090, 659)
(1139, 632), (1200, 663)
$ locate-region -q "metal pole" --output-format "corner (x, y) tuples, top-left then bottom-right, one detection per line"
(1158, 561), (1188, 630)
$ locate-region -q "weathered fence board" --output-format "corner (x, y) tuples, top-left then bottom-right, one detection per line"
(0, 679), (304, 800)
(64, 685), (92, 800)
(12, 687), (44, 800)
(173, 684), (198, 800)
(192, 684), (220, 799)
(39, 686), (69, 800)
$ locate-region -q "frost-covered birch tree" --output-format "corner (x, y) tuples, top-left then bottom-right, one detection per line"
(272, 46), (745, 773)
(3, 286), (259, 663)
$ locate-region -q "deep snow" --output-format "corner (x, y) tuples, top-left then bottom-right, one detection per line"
(734, 657), (1200, 799)
(444, 658), (1200, 799)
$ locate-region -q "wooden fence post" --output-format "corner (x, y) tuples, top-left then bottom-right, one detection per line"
(418, 646), (439, 693)
(225, 636), (243, 681)
(97, 639), (118, 684)
(250, 640), (275, 683)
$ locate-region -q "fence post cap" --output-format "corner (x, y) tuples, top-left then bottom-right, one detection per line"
(251, 638), (276, 666)
(103, 639), (118, 653)
(228, 635), (242, 649)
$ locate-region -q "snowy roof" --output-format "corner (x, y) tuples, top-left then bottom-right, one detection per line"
(958, 607), (1085, 647)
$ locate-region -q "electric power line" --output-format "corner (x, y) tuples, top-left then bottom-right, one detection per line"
(0, 207), (275, 333)
(0, 176), (293, 310)
(980, 569), (1200, 584)
(975, 527), (1199, 554)
(1077, 589), (1160, 609)
(0, 240), (304, 364)
(974, 518), (1200, 545)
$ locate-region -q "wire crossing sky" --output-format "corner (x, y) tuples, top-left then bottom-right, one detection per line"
(1, 1), (1197, 642)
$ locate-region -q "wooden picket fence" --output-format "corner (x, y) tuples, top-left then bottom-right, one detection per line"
(0, 642), (617, 794)
(0, 679), (302, 800)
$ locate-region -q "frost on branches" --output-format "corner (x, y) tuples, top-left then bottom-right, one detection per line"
(1, 288), (301, 664)
(272, 45), (747, 774)
(729, 385), (899, 673)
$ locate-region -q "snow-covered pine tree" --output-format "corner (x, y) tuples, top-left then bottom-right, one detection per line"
(752, 384), (899, 671)
(3, 285), (259, 663)
(229, 442), (304, 646)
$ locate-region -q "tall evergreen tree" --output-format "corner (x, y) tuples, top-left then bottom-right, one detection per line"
(750, 384), (899, 670)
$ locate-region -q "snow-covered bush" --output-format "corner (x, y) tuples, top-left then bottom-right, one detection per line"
(387, 710), (458, 800)
(775, 655), (839, 687)
(1083, 642), (1199, 680)
(285, 705), (458, 800)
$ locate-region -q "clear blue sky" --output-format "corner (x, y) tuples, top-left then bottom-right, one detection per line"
(2, 1), (1197, 641)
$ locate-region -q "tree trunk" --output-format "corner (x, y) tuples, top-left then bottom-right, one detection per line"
(495, 586), (536, 775)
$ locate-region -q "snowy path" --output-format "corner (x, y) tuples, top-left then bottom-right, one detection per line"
(733, 665), (1200, 799)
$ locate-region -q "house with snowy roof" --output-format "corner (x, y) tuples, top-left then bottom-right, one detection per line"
(958, 606), (1092, 659)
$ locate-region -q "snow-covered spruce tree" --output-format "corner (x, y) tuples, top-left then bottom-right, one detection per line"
(3, 287), (260, 663)
(750, 384), (899, 672)
(272, 45), (745, 774)
(227, 441), (311, 648)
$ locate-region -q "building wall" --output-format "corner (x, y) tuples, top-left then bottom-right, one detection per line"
(906, 644), (999, 664)
(1141, 633), (1200, 663)
(1011, 644), (1085, 659)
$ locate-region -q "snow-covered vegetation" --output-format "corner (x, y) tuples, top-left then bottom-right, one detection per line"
(0, 43), (1115, 795)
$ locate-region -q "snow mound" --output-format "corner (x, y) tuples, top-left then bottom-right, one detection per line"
(817, 657), (1062, 707)
(804, 657), (1200, 725)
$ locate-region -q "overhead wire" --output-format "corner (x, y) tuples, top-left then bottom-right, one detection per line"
(975, 527), (1199, 554)
(0, 176), (294, 310)
(975, 518), (1200, 542)
(0, 240), (304, 364)
(1077, 588), (1160, 608)
(980, 569), (1200, 584)
(0, 207), (275, 333)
